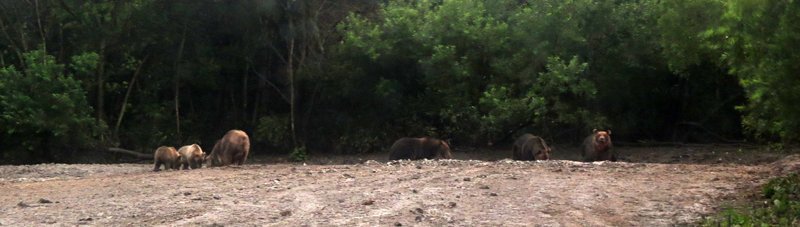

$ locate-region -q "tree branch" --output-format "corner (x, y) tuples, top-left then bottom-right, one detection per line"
(114, 54), (150, 136)
(250, 68), (291, 103)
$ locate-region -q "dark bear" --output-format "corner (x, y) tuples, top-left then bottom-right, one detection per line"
(582, 129), (615, 162)
(153, 146), (181, 171)
(512, 133), (552, 161)
(178, 144), (205, 170)
(388, 137), (452, 160)
(207, 130), (251, 167)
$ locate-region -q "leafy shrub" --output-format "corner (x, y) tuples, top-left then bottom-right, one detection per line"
(0, 50), (102, 163)
(702, 174), (800, 226)
(289, 146), (308, 162)
(255, 114), (291, 149)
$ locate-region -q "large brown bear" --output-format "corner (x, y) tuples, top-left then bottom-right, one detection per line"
(512, 133), (552, 161)
(153, 146), (181, 171)
(178, 144), (205, 170)
(582, 129), (615, 162)
(207, 130), (251, 167)
(388, 137), (452, 160)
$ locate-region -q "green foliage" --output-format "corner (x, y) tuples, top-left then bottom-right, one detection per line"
(656, 0), (725, 73)
(289, 146), (308, 162)
(0, 50), (101, 163)
(256, 115), (291, 149)
(702, 174), (800, 226)
(6, 0), (800, 163)
(334, 0), (600, 145)
(702, 0), (800, 142)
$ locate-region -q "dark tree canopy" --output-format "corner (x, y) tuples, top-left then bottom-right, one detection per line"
(0, 0), (794, 164)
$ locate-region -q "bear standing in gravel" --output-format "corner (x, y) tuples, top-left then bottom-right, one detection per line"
(178, 144), (205, 170)
(582, 129), (615, 162)
(388, 137), (452, 160)
(207, 130), (250, 167)
(512, 133), (552, 161)
(153, 146), (181, 171)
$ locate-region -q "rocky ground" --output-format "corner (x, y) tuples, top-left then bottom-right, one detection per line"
(0, 145), (796, 226)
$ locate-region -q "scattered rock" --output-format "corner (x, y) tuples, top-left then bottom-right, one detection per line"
(362, 200), (375, 205)
(38, 198), (53, 203)
(448, 202), (457, 208)
(183, 192), (192, 196)
(343, 173), (355, 178)
(416, 165), (422, 169)
(394, 222), (403, 226)
(79, 217), (93, 222)
(204, 223), (224, 227)
(412, 189), (418, 194)
(463, 177), (471, 182)
(489, 193), (498, 196)
(213, 195), (222, 200)
(411, 207), (424, 215)
(17, 202), (29, 208)
(479, 185), (490, 189)
(280, 210), (292, 217)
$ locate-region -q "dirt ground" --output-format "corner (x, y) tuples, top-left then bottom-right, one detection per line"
(0, 145), (798, 226)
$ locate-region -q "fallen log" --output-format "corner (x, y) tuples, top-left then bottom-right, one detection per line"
(107, 147), (151, 159)
(614, 141), (758, 148)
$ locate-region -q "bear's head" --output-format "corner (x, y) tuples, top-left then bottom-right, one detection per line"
(593, 129), (612, 146)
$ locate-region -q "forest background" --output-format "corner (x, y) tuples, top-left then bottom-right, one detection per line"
(0, 0), (797, 164)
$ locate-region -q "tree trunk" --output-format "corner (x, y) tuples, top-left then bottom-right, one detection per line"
(34, 0), (46, 53)
(114, 54), (149, 138)
(288, 38), (297, 148)
(58, 23), (64, 62)
(174, 28), (187, 139)
(243, 62), (249, 116)
(0, 18), (24, 64)
(97, 38), (107, 129)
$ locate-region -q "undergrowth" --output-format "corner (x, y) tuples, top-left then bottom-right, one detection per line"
(702, 174), (800, 226)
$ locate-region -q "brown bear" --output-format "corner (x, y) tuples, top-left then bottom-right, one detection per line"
(206, 130), (251, 167)
(178, 144), (205, 170)
(512, 133), (552, 161)
(582, 129), (615, 162)
(153, 146), (181, 171)
(388, 137), (452, 160)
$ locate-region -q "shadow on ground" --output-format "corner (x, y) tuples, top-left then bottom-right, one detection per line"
(247, 144), (794, 166)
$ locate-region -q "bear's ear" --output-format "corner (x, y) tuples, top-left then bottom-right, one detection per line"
(593, 128), (598, 133)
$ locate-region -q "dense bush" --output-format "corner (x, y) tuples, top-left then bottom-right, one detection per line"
(0, 50), (101, 163)
(330, 0), (601, 147)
